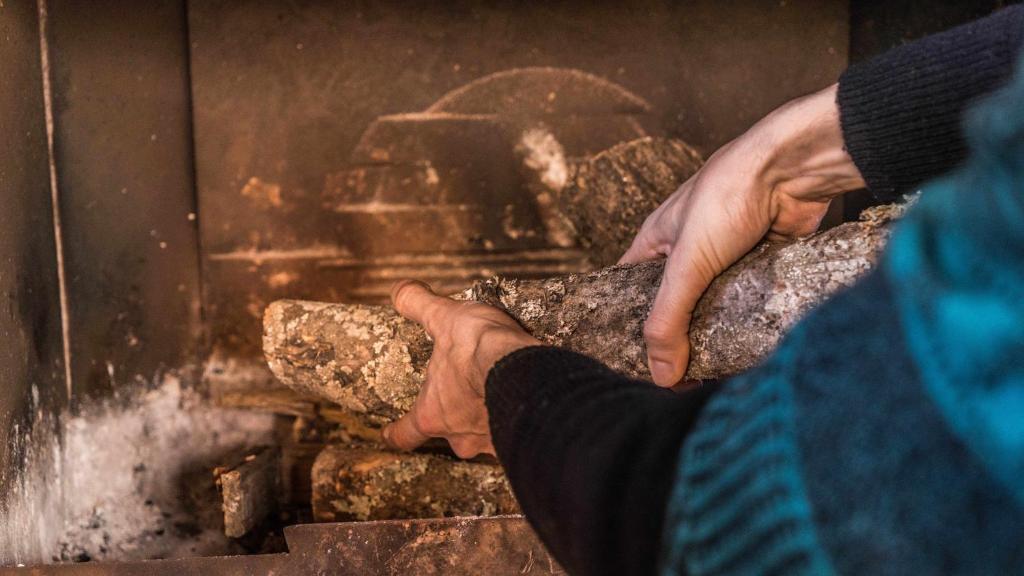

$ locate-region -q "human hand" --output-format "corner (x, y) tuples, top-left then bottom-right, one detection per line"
(382, 280), (540, 458)
(619, 84), (865, 387)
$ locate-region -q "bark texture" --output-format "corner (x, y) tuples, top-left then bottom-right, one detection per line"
(558, 137), (703, 267)
(264, 204), (905, 423)
(311, 446), (517, 522)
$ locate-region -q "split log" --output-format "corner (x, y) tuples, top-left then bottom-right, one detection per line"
(213, 446), (280, 538)
(311, 446), (517, 522)
(558, 137), (703, 267)
(264, 204), (905, 423)
(515, 135), (703, 254)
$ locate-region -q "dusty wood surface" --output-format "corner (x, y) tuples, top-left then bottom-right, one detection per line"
(1, 517), (562, 575)
(265, 204), (903, 422)
(216, 387), (384, 442)
(311, 446), (517, 522)
(558, 137), (703, 267)
(213, 446), (280, 538)
(284, 517), (564, 575)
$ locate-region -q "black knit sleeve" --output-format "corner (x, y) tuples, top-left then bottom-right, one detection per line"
(838, 4), (1024, 199)
(485, 346), (719, 576)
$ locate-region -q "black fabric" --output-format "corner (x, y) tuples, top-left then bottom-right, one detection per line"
(838, 4), (1024, 200)
(485, 347), (718, 576)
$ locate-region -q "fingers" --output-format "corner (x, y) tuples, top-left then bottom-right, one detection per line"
(618, 237), (661, 265)
(391, 279), (458, 334)
(383, 414), (494, 458)
(644, 247), (714, 387)
(448, 435), (496, 459)
(620, 181), (693, 265)
(382, 409), (431, 451)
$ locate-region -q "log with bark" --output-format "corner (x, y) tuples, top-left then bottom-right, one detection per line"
(264, 204), (906, 424)
(311, 446), (517, 522)
(556, 137), (703, 267)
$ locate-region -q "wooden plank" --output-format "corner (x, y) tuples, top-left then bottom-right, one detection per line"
(214, 446), (280, 538)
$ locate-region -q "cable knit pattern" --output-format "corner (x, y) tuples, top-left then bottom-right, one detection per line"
(884, 47), (1024, 509)
(661, 331), (833, 576)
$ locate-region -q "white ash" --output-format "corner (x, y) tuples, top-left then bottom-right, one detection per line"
(0, 374), (279, 567)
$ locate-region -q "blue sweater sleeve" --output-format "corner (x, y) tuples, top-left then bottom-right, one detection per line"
(663, 271), (1024, 576)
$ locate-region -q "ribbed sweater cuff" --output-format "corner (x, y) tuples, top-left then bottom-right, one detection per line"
(838, 5), (1024, 200)
(486, 345), (591, 470)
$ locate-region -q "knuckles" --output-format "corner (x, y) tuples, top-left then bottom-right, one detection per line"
(413, 408), (443, 437)
(449, 438), (484, 459)
(643, 315), (678, 349)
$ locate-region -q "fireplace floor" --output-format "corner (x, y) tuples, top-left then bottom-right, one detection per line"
(0, 376), (560, 575)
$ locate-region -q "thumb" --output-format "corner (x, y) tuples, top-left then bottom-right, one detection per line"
(618, 227), (664, 265)
(391, 279), (457, 334)
(644, 248), (713, 387)
(383, 409), (431, 451)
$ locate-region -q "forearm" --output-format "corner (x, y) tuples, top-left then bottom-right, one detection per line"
(838, 4), (1024, 199)
(486, 347), (718, 576)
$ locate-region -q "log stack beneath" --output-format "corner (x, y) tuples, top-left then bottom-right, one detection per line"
(311, 447), (517, 522)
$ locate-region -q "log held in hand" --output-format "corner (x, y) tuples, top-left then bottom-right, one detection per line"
(263, 205), (903, 423)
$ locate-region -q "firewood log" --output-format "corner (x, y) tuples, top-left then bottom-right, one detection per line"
(557, 137), (703, 267)
(264, 204), (904, 423)
(311, 446), (517, 522)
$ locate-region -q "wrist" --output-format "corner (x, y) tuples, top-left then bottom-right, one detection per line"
(758, 84), (865, 201)
(475, 332), (541, 393)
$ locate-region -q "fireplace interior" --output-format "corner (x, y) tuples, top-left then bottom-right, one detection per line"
(0, 1), (1008, 573)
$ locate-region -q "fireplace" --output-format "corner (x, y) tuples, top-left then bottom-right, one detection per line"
(0, 1), (1001, 573)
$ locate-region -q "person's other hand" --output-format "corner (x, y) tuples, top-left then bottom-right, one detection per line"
(382, 280), (540, 458)
(619, 84), (865, 387)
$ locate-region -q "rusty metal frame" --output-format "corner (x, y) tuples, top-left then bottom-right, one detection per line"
(4, 516), (563, 576)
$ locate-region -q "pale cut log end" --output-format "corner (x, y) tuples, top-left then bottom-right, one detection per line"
(264, 299), (429, 423)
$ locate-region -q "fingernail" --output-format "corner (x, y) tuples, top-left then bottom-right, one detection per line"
(649, 358), (680, 387)
(390, 280), (412, 306)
